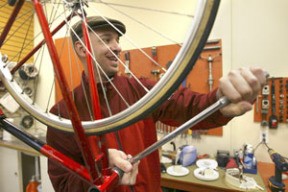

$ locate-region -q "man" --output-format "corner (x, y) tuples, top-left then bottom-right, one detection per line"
(47, 16), (267, 192)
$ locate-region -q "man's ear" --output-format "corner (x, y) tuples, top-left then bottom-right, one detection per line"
(74, 41), (86, 58)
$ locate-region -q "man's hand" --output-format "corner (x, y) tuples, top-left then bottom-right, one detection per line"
(108, 149), (139, 185)
(217, 67), (267, 117)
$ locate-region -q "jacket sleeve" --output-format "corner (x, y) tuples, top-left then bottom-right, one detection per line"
(46, 102), (92, 192)
(47, 127), (92, 192)
(152, 87), (232, 129)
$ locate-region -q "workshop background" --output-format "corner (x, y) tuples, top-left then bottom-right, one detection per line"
(1, 0), (288, 192)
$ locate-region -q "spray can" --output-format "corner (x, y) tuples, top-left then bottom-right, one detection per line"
(243, 144), (254, 169)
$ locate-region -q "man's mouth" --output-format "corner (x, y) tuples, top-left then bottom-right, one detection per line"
(108, 57), (118, 61)
(107, 55), (118, 62)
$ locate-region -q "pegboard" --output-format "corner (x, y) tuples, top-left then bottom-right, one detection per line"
(254, 77), (288, 128)
(55, 38), (223, 136)
(118, 40), (223, 136)
(0, 63), (38, 136)
(119, 40), (223, 93)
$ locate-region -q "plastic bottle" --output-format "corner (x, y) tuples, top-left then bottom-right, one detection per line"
(26, 175), (40, 192)
(243, 144), (254, 169)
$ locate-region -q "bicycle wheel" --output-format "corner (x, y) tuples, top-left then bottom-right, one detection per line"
(0, 0), (220, 134)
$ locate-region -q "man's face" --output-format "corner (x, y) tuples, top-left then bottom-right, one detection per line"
(88, 27), (122, 80)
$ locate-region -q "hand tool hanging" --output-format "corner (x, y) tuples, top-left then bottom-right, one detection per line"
(199, 50), (221, 91)
(151, 46), (160, 80)
(207, 55), (214, 91)
(279, 79), (284, 122)
(269, 78), (278, 128)
(124, 51), (131, 77)
(200, 39), (221, 91)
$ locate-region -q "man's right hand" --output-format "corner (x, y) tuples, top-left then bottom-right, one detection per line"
(108, 149), (140, 185)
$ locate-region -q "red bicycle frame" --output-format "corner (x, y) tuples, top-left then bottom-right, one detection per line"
(0, 0), (225, 191)
(0, 0), (121, 191)
(0, 109), (121, 191)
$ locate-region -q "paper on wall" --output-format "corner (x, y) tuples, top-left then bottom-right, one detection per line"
(0, 93), (20, 113)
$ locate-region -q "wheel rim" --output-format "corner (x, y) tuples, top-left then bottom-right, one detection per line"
(0, 0), (220, 134)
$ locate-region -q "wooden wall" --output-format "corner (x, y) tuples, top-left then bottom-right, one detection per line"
(0, 0), (34, 63)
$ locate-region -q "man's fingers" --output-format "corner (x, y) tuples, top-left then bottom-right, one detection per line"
(220, 101), (253, 117)
(108, 149), (139, 185)
(109, 149), (132, 172)
(250, 67), (269, 86)
(219, 67), (266, 103)
(116, 155), (133, 172)
(218, 71), (243, 102)
(218, 67), (268, 117)
(121, 159), (140, 185)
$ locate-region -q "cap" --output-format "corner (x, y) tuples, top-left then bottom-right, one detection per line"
(71, 16), (126, 44)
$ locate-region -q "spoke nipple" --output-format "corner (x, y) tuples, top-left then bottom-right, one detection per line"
(1, 54), (8, 63)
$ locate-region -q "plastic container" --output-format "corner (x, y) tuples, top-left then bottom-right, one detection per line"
(178, 145), (197, 166)
(26, 176), (40, 192)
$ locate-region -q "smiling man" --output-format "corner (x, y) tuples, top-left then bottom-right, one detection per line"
(47, 16), (267, 192)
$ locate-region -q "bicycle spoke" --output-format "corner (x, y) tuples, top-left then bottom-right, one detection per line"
(0, 0), (219, 135)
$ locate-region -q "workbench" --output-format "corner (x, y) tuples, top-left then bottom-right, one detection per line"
(161, 162), (288, 192)
(1, 138), (287, 192)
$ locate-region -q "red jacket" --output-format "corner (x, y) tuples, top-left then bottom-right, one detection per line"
(47, 75), (231, 192)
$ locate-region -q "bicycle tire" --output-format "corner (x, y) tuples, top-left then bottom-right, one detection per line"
(0, 0), (220, 134)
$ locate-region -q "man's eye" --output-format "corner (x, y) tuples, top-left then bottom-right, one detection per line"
(102, 38), (110, 44)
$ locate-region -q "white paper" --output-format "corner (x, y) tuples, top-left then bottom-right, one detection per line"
(0, 93), (20, 113)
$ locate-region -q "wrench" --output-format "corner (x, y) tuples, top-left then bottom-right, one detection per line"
(130, 96), (230, 164)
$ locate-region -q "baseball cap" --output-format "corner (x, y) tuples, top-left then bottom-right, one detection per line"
(70, 16), (126, 43)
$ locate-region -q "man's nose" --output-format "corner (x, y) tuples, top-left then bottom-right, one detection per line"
(110, 40), (121, 52)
